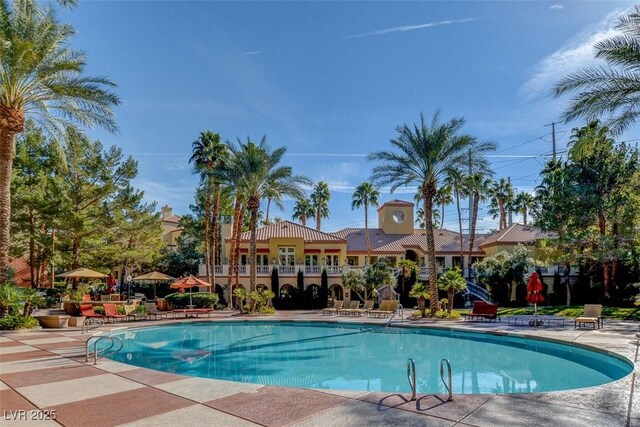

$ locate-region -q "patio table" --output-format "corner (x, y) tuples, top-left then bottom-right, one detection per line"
(506, 315), (568, 327)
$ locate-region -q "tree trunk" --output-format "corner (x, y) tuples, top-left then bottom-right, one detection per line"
(0, 128), (17, 283)
(365, 202), (371, 257)
(522, 206), (528, 226)
(265, 198), (271, 225)
(203, 187), (212, 284)
(316, 198), (321, 230)
(598, 212), (609, 298)
(211, 186), (220, 287)
(248, 196), (260, 292)
(499, 199), (506, 230)
(422, 183), (439, 315)
(447, 288), (454, 313)
(440, 197), (445, 229)
(564, 262), (571, 306)
(455, 185), (464, 274)
(468, 193), (480, 279)
(28, 207), (36, 288)
(227, 197), (242, 309)
(300, 213), (306, 227)
(234, 204), (244, 289)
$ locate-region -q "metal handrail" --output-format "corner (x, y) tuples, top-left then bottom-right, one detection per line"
(383, 303), (404, 330)
(440, 358), (453, 402)
(407, 358), (416, 401)
(85, 335), (124, 365)
(82, 317), (103, 334)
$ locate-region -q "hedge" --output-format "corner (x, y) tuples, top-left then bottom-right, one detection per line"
(165, 292), (219, 309)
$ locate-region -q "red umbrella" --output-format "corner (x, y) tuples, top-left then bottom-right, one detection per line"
(170, 276), (212, 307)
(526, 271), (544, 315)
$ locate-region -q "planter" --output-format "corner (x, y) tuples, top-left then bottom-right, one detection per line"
(68, 316), (85, 327)
(63, 302), (79, 316)
(35, 315), (70, 329)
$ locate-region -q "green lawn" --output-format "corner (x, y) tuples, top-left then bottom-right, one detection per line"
(454, 306), (640, 321)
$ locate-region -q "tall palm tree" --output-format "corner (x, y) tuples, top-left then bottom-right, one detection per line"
(434, 185), (453, 229)
(513, 192), (535, 226)
(369, 112), (496, 315)
(189, 131), (228, 285)
(292, 198), (315, 227)
(567, 120), (615, 162)
(445, 170), (466, 270)
(488, 178), (514, 230)
(310, 181), (330, 230)
(554, 6), (640, 134)
(263, 184), (284, 226)
(465, 172), (492, 268)
(415, 206), (441, 229)
(351, 182), (380, 257)
(0, 1), (120, 281)
(232, 136), (310, 291)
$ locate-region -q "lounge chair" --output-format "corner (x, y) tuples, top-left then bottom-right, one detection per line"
(463, 301), (500, 322)
(368, 300), (399, 318)
(171, 308), (214, 318)
(575, 304), (603, 329)
(352, 300), (375, 317)
(338, 300), (361, 316)
(145, 302), (171, 319)
(79, 304), (105, 320)
(123, 304), (146, 321)
(103, 303), (128, 322)
(322, 300), (343, 316)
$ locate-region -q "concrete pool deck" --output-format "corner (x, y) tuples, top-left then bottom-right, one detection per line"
(1, 310), (638, 427)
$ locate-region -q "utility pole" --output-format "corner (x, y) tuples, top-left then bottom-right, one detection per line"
(507, 177), (513, 227)
(545, 122), (557, 161)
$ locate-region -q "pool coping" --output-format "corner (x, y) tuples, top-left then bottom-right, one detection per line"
(1, 311), (639, 426)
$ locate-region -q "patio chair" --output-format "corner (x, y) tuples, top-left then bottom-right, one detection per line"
(145, 302), (173, 319)
(123, 303), (146, 321)
(368, 300), (392, 318)
(463, 301), (500, 322)
(103, 303), (128, 323)
(575, 304), (603, 329)
(79, 304), (105, 319)
(338, 300), (361, 316)
(322, 300), (343, 316)
(352, 300), (375, 317)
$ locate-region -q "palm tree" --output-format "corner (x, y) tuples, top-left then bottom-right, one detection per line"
(409, 283), (430, 317)
(351, 182), (380, 257)
(310, 181), (330, 230)
(488, 178), (514, 230)
(567, 120), (615, 163)
(465, 172), (492, 270)
(231, 136), (310, 291)
(415, 206), (440, 229)
(554, 6), (640, 134)
(189, 131), (228, 285)
(445, 170), (467, 270)
(513, 192), (535, 226)
(434, 185), (453, 228)
(292, 198), (315, 227)
(263, 185), (284, 226)
(0, 1), (120, 282)
(437, 267), (467, 313)
(369, 112), (496, 315)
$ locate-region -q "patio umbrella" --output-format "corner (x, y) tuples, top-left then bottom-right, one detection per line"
(133, 271), (174, 299)
(170, 275), (212, 307)
(56, 267), (108, 279)
(526, 271), (544, 316)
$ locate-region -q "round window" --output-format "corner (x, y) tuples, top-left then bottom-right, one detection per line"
(392, 209), (406, 224)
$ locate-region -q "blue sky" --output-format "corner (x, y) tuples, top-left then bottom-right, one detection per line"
(56, 1), (638, 233)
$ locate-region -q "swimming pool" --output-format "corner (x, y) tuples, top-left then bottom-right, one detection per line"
(105, 321), (633, 394)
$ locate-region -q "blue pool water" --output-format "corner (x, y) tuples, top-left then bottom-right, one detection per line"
(105, 321), (632, 394)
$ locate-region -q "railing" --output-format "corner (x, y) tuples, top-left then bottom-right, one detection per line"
(85, 335), (124, 365)
(384, 304), (403, 330)
(419, 266), (445, 277)
(325, 266), (341, 274)
(305, 266), (321, 275)
(256, 266), (270, 275)
(279, 266), (296, 275)
(440, 358), (453, 401)
(407, 358), (417, 401)
(465, 280), (492, 303)
(214, 265), (223, 274)
(82, 318), (103, 334)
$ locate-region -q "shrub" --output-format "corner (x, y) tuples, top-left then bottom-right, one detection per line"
(94, 306), (105, 315)
(258, 306), (276, 314)
(0, 314), (39, 330)
(165, 292), (219, 309)
(434, 310), (461, 320)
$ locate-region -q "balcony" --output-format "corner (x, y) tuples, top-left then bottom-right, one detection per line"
(198, 264), (344, 278)
(305, 266), (321, 275)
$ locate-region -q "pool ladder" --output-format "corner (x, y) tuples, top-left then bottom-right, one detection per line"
(383, 304), (404, 330)
(406, 357), (453, 402)
(85, 335), (124, 365)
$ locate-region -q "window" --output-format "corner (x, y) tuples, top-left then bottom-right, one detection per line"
(257, 254), (269, 266)
(305, 254), (319, 266)
(240, 255), (248, 265)
(326, 255), (339, 266)
(435, 257), (445, 268)
(347, 257), (358, 266)
(278, 247), (295, 266)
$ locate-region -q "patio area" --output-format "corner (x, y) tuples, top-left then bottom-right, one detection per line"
(1, 310), (638, 427)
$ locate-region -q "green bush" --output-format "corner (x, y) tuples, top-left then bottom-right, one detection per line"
(94, 306), (105, 315)
(434, 310), (461, 320)
(165, 292), (219, 309)
(0, 314), (39, 330)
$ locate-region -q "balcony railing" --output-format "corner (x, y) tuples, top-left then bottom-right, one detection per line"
(325, 266), (341, 275)
(199, 264), (347, 278)
(256, 266), (270, 275)
(305, 266), (321, 275)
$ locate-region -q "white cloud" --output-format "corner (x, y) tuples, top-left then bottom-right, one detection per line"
(242, 50), (265, 56)
(520, 10), (623, 100)
(550, 5), (565, 10)
(343, 18), (478, 40)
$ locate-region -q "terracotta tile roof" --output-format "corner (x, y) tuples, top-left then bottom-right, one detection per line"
(330, 228), (487, 255)
(234, 221), (347, 243)
(377, 199), (414, 210)
(162, 214), (182, 224)
(479, 223), (553, 247)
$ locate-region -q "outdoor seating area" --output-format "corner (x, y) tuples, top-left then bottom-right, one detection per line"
(322, 299), (399, 318)
(575, 304), (605, 329)
(463, 301), (501, 322)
